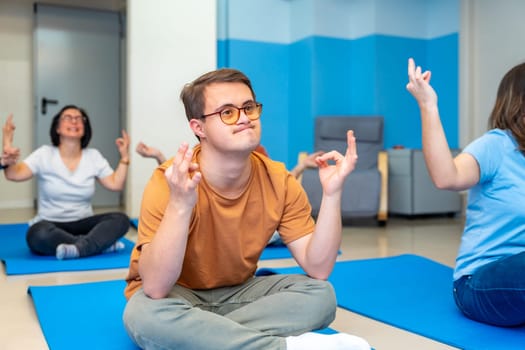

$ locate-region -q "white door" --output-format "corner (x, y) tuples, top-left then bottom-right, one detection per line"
(34, 4), (122, 207)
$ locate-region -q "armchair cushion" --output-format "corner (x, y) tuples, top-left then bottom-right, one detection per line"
(316, 116), (383, 170)
(302, 168), (381, 218)
(303, 116), (385, 222)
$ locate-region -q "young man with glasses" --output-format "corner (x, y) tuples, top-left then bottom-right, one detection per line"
(124, 68), (370, 350)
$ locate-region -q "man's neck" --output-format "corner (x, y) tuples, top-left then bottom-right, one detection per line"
(199, 147), (253, 198)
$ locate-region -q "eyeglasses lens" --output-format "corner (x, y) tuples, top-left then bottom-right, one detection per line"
(220, 104), (261, 125)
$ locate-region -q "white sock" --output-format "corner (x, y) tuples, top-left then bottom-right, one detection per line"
(102, 240), (125, 254)
(56, 243), (80, 260)
(286, 332), (370, 350)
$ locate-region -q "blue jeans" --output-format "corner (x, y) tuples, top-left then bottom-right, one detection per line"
(453, 251), (525, 326)
(26, 212), (129, 257)
(123, 274), (336, 350)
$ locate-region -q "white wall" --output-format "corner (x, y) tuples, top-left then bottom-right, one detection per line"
(126, 0), (216, 217)
(0, 0), (34, 208)
(460, 0), (525, 146)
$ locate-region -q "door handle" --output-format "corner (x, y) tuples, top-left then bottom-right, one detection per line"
(41, 97), (58, 115)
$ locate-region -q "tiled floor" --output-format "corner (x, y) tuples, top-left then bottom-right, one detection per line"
(0, 207), (463, 350)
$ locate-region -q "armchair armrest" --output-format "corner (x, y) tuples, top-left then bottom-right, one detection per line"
(377, 151), (388, 224)
(295, 152), (309, 183)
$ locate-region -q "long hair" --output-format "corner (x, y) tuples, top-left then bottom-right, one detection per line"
(49, 105), (92, 148)
(488, 62), (525, 151)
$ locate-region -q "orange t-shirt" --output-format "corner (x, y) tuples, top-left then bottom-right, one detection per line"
(254, 144), (269, 157)
(124, 145), (315, 299)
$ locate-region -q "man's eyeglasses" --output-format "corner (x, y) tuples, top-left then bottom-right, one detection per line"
(61, 115), (86, 123)
(200, 102), (262, 125)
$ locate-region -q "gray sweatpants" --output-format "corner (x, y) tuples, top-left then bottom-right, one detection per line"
(123, 274), (336, 350)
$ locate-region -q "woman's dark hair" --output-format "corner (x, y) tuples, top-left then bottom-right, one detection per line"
(488, 62), (525, 151)
(49, 105), (92, 148)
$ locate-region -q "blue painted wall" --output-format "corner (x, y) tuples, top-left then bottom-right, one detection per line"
(217, 0), (459, 168)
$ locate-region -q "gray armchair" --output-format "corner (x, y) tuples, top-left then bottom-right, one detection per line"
(300, 116), (388, 225)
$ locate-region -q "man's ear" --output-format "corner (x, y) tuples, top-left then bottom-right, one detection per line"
(189, 118), (205, 139)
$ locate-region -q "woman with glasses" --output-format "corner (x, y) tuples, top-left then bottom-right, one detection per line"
(3, 105), (130, 260)
(407, 58), (525, 327)
(123, 68), (370, 350)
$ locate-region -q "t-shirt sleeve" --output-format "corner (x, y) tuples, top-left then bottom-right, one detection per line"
(463, 130), (502, 184)
(23, 145), (48, 175)
(136, 164), (171, 250)
(89, 149), (114, 179)
(277, 173), (316, 243)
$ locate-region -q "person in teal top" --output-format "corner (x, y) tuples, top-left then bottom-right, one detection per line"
(407, 57), (525, 327)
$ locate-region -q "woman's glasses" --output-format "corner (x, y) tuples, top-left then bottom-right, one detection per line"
(61, 115), (86, 123)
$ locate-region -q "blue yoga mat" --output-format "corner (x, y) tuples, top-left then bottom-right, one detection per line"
(260, 244), (295, 260)
(257, 254), (525, 350)
(130, 218), (138, 229)
(260, 246), (341, 260)
(29, 280), (138, 350)
(29, 279), (336, 350)
(0, 223), (133, 275)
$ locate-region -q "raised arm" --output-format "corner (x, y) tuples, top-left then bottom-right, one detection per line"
(1, 114), (20, 168)
(288, 130), (357, 280)
(406, 58), (479, 191)
(2, 115), (32, 181)
(139, 143), (201, 299)
(99, 129), (130, 191)
(136, 141), (166, 165)
(289, 150), (324, 178)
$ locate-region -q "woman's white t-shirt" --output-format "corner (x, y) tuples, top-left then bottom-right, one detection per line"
(24, 145), (113, 224)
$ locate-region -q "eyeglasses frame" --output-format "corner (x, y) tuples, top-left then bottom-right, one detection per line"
(60, 115), (87, 123)
(199, 102), (263, 125)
